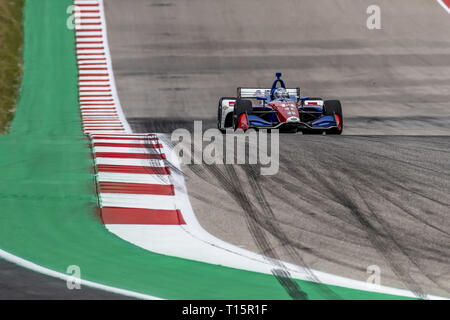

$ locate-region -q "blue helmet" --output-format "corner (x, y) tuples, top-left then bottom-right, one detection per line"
(273, 87), (289, 100)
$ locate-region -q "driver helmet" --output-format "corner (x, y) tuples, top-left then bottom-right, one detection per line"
(274, 87), (289, 100)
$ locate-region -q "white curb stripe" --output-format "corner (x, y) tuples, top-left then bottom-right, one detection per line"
(437, 0), (450, 14)
(98, 172), (171, 185)
(101, 194), (177, 210)
(95, 158), (165, 167)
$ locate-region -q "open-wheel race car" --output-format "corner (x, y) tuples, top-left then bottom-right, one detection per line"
(217, 73), (343, 134)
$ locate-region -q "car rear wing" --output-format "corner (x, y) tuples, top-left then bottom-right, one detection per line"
(238, 87), (301, 101)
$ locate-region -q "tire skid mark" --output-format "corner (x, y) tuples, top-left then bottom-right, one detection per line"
(328, 152), (450, 235)
(189, 160), (342, 299)
(241, 164), (342, 299)
(329, 156), (450, 294)
(215, 163), (309, 300)
(300, 145), (449, 298)
(305, 161), (426, 298)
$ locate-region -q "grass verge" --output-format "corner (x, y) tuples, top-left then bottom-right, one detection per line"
(0, 0), (24, 134)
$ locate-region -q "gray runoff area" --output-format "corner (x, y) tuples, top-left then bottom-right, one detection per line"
(104, 0), (450, 299)
(0, 258), (133, 299)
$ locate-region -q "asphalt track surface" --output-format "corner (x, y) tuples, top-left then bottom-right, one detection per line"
(104, 0), (450, 299)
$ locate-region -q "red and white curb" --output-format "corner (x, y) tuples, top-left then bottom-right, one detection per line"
(75, 0), (130, 134)
(75, 0), (189, 227)
(73, 0), (445, 299)
(437, 0), (450, 14)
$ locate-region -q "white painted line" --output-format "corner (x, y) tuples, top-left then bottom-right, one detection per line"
(437, 0), (450, 14)
(0, 248), (162, 300)
(105, 224), (445, 300)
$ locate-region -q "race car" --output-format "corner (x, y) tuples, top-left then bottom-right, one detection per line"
(217, 73), (343, 134)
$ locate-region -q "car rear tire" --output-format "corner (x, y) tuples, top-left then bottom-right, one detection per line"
(323, 100), (343, 135)
(233, 99), (253, 130)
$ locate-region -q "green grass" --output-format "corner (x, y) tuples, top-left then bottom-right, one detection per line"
(0, 0), (24, 134)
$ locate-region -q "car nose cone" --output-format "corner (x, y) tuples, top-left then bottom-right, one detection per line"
(286, 116), (300, 123)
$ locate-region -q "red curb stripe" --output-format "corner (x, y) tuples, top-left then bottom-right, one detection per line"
(76, 41), (103, 44)
(82, 112), (118, 117)
(81, 111), (119, 118)
(101, 207), (186, 225)
(83, 122), (121, 124)
(79, 73), (109, 77)
(83, 120), (122, 125)
(92, 133), (157, 136)
(82, 115), (118, 120)
(76, 36), (103, 39)
(92, 136), (158, 141)
(76, 29), (102, 32)
(82, 117), (120, 119)
(92, 135), (157, 139)
(78, 58), (106, 61)
(85, 126), (124, 129)
(97, 165), (170, 175)
(81, 110), (117, 112)
(83, 122), (123, 128)
(80, 106), (115, 109)
(80, 102), (115, 104)
(83, 119), (121, 121)
(80, 99), (114, 103)
(79, 79), (109, 82)
(81, 108), (115, 110)
(77, 47), (105, 51)
(81, 109), (119, 113)
(78, 22), (102, 26)
(81, 105), (115, 107)
(95, 152), (166, 160)
(85, 129), (125, 131)
(79, 84), (110, 87)
(83, 121), (122, 124)
(99, 182), (174, 195)
(79, 77), (109, 80)
(78, 64), (107, 67)
(84, 124), (124, 127)
(77, 53), (105, 56)
(75, 3), (99, 7)
(93, 142), (163, 148)
(85, 125), (123, 127)
(80, 108), (116, 110)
